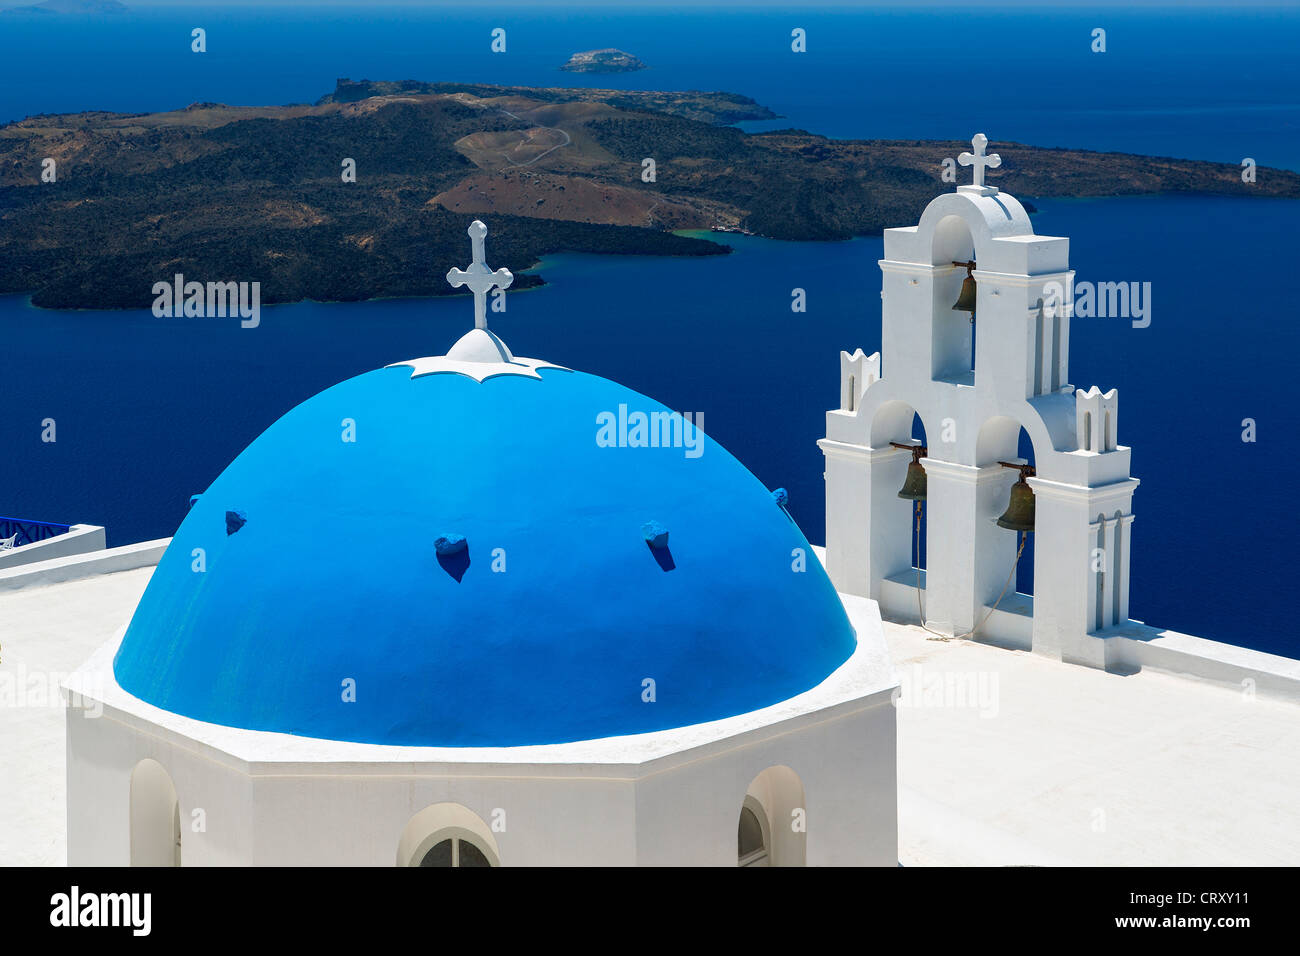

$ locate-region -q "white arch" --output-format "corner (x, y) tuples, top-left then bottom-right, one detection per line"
(974, 414), (1027, 467)
(931, 213), (976, 265)
(129, 759), (180, 867)
(396, 802), (501, 867)
(868, 397), (930, 449)
(741, 766), (806, 867)
(971, 404), (1078, 476)
(912, 189), (1036, 266)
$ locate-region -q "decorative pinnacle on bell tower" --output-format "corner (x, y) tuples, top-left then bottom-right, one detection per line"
(447, 219), (513, 331)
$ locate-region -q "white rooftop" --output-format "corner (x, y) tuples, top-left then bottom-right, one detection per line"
(884, 617), (1300, 866)
(3, 562), (1299, 866)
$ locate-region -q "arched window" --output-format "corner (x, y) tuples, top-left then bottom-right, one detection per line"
(738, 767), (806, 866)
(737, 797), (770, 867)
(419, 836), (493, 868)
(129, 759), (180, 867)
(397, 803), (501, 868)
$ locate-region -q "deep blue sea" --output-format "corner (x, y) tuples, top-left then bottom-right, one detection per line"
(1, 5), (1298, 656)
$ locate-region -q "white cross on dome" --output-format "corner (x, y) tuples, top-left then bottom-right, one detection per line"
(446, 219), (513, 331)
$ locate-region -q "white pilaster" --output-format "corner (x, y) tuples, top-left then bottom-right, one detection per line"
(1029, 476), (1138, 666)
(819, 440), (913, 600)
(918, 458), (1016, 635)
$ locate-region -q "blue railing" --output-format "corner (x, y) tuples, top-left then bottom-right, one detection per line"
(0, 516), (72, 547)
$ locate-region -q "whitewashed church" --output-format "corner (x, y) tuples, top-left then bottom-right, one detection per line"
(16, 136), (1291, 867)
(62, 220), (900, 867)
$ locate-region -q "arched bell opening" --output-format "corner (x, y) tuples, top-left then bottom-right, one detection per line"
(930, 215), (978, 387)
(869, 401), (930, 602)
(898, 412), (930, 574)
(930, 212), (977, 266)
(975, 416), (1039, 606)
(1012, 427), (1037, 597)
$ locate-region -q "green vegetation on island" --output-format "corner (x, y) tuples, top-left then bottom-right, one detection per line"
(2, 79), (1296, 310)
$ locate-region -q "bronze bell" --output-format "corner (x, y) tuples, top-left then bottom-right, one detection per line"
(952, 274), (977, 314)
(996, 464), (1036, 533)
(891, 442), (927, 500)
(898, 460), (927, 501)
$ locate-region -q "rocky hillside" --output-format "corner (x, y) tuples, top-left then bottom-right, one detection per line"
(2, 80), (1296, 309)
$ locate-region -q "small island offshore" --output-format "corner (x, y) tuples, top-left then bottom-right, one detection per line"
(0, 0), (129, 15)
(560, 49), (647, 73)
(2, 77), (1297, 309)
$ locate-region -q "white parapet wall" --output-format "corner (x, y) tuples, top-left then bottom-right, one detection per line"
(1104, 622), (1300, 704)
(0, 538), (170, 592)
(0, 524), (106, 572)
(811, 546), (1300, 704)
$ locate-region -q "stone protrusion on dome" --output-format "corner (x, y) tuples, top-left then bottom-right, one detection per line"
(641, 520), (669, 549)
(434, 533), (467, 556)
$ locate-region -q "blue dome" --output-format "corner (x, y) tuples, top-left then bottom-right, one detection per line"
(113, 361), (857, 747)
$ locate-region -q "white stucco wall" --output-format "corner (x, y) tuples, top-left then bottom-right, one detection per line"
(65, 592), (900, 867)
(632, 693), (897, 866)
(70, 699), (898, 867)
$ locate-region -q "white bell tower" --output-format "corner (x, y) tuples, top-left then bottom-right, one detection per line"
(819, 135), (1139, 667)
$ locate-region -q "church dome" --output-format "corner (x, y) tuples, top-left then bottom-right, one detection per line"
(113, 338), (857, 748)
